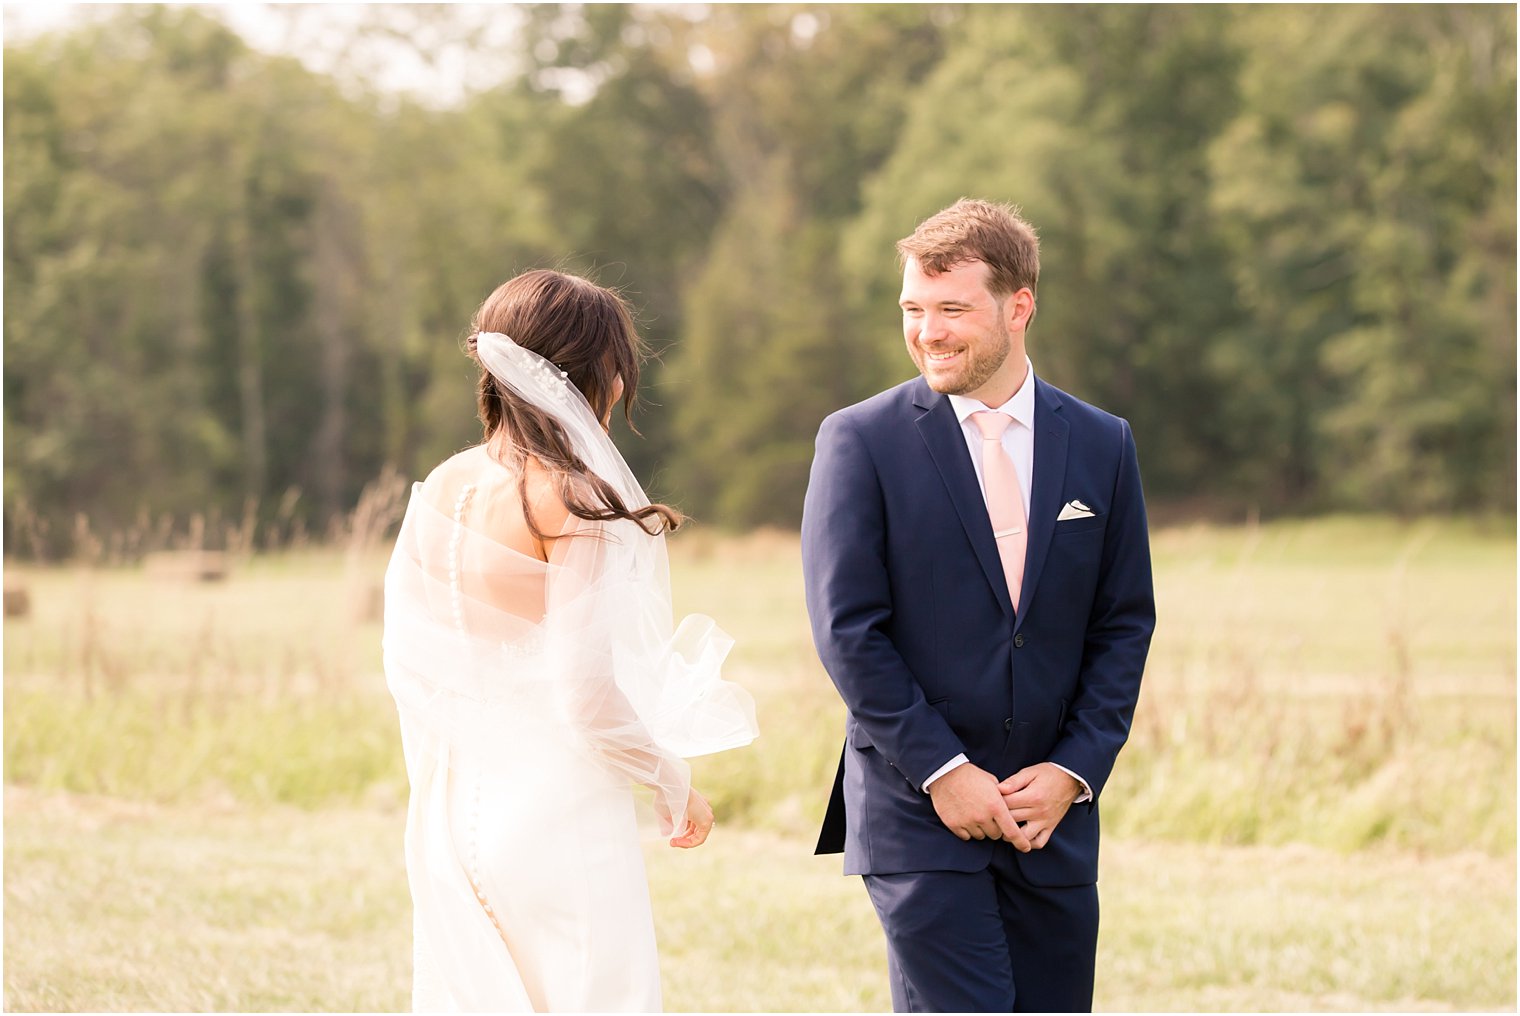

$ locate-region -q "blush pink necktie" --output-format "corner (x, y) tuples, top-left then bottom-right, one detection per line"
(972, 411), (1027, 612)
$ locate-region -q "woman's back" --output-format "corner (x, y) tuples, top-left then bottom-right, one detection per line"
(412, 444), (573, 625)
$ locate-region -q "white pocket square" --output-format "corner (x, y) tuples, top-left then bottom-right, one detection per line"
(1057, 499), (1096, 521)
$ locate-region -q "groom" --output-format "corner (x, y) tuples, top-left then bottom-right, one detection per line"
(802, 198), (1155, 1012)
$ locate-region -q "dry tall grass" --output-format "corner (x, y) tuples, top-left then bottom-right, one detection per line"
(4, 515), (1515, 853)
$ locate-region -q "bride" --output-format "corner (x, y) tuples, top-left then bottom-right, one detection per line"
(383, 269), (759, 1011)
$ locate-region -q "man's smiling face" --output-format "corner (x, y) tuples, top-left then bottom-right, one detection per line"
(900, 257), (1028, 406)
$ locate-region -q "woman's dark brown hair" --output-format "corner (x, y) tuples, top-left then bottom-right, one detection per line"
(466, 269), (683, 539)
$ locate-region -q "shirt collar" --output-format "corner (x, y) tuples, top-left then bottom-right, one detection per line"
(947, 357), (1036, 430)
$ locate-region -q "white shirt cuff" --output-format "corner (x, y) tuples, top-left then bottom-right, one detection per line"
(921, 754), (969, 792)
(1051, 763), (1093, 803)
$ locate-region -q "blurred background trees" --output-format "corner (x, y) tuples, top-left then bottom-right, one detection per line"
(4, 3), (1515, 554)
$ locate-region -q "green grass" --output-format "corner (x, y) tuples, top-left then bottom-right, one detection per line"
(1095, 838), (1516, 1011)
(1145, 516), (1514, 692)
(4, 788), (1513, 1012)
(5, 516), (1514, 851)
(3, 789), (412, 1012)
(3, 688), (404, 807)
(3, 516), (1516, 1010)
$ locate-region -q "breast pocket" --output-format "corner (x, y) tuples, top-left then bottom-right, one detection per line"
(1042, 524), (1104, 619)
(1052, 518), (1105, 566)
(1054, 513), (1106, 536)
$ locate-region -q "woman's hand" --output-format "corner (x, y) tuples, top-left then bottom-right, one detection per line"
(668, 788), (714, 849)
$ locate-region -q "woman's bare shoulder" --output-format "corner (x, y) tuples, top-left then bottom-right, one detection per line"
(414, 446), (482, 510)
(519, 456), (574, 542)
(419, 443), (594, 558)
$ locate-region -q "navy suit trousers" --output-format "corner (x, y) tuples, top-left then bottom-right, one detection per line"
(863, 847), (1099, 1013)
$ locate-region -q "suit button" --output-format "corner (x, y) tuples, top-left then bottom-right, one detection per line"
(1004, 718), (1013, 731)
(1014, 634), (1025, 648)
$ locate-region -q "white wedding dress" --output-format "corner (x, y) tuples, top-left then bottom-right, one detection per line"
(383, 334), (757, 1012)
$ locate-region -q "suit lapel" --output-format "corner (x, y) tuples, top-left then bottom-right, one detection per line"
(1017, 379), (1069, 630)
(912, 380), (1015, 619)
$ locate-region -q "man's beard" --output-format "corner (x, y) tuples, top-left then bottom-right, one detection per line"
(922, 323), (1012, 396)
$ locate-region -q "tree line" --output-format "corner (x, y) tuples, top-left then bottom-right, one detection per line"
(4, 4), (1514, 556)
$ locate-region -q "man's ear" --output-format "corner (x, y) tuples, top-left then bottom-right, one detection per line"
(1007, 288), (1036, 331)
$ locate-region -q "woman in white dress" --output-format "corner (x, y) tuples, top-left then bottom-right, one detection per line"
(383, 269), (758, 1012)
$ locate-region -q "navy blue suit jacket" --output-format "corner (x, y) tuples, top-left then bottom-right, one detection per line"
(802, 374), (1155, 887)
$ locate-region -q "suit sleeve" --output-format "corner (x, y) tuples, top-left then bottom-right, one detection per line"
(802, 412), (966, 790)
(1046, 418), (1156, 802)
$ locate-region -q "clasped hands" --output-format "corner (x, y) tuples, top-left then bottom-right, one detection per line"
(928, 761), (1079, 852)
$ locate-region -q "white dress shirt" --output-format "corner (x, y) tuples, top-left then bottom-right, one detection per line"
(920, 359), (1093, 804)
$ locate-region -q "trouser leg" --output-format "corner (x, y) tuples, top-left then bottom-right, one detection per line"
(863, 868), (1016, 1012)
(863, 850), (1099, 1013)
(994, 848), (1099, 1013)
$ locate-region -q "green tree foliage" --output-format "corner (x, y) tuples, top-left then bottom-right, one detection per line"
(667, 5), (950, 525)
(5, 11), (261, 539)
(3, 7), (557, 550)
(3, 5), (1514, 550)
(1209, 5), (1516, 512)
(498, 4), (727, 488)
(845, 6), (1251, 502)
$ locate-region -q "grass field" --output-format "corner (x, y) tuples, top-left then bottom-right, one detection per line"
(4, 516), (1516, 1010)
(4, 790), (1513, 1012)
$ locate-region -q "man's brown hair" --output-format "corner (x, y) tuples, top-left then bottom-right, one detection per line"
(896, 198), (1040, 301)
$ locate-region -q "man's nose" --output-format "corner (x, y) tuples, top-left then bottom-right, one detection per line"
(918, 313), (950, 344)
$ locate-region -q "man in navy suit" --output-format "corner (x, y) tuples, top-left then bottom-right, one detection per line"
(802, 199), (1155, 1012)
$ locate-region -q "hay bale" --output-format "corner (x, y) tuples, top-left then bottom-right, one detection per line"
(3, 582), (29, 618)
(145, 551), (229, 582)
(348, 580), (384, 623)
